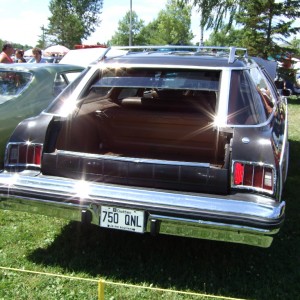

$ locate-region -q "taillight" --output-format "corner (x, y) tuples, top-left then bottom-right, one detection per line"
(6, 143), (43, 167)
(233, 162), (244, 185)
(233, 161), (274, 193)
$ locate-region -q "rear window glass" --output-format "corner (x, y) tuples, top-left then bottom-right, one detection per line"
(93, 68), (220, 91)
(0, 71), (33, 104)
(47, 67), (220, 115)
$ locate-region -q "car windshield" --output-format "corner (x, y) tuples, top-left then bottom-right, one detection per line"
(0, 71), (33, 104)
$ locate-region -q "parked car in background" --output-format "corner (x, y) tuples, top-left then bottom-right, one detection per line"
(0, 46), (289, 248)
(26, 56), (63, 63)
(59, 48), (107, 67)
(59, 47), (128, 67)
(0, 63), (84, 167)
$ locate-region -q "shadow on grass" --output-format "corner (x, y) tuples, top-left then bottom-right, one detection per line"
(28, 141), (300, 300)
(288, 94), (300, 105)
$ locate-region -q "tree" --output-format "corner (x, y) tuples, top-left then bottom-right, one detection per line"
(156, 0), (193, 44)
(109, 11), (145, 46)
(139, 20), (160, 45)
(109, 0), (193, 45)
(0, 39), (32, 52)
(142, 0), (194, 45)
(205, 27), (246, 47)
(36, 25), (52, 49)
(109, 0), (193, 46)
(234, 0), (300, 58)
(289, 38), (300, 56)
(47, 0), (103, 49)
(181, 0), (240, 44)
(197, 0), (300, 58)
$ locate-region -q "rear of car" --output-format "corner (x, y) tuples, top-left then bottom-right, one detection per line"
(0, 47), (288, 247)
(0, 64), (84, 167)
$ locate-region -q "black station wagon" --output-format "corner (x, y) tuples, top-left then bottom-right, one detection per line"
(0, 46), (289, 247)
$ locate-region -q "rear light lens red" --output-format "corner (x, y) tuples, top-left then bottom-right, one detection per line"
(234, 162), (244, 185)
(6, 143), (43, 166)
(253, 165), (263, 187)
(233, 161), (274, 193)
(244, 164), (253, 186)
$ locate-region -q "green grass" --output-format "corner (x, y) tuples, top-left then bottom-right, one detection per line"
(1, 96), (300, 300)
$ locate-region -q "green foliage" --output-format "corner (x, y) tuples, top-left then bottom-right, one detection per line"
(47, 0), (103, 49)
(0, 39), (33, 52)
(151, 0), (194, 45)
(205, 28), (243, 47)
(35, 26), (52, 49)
(235, 0), (300, 58)
(109, 11), (145, 46)
(182, 0), (240, 32)
(110, 0), (194, 46)
(204, 0), (300, 60)
(289, 38), (300, 56)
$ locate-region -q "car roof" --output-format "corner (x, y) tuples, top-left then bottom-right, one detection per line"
(104, 53), (252, 69)
(99, 46), (256, 69)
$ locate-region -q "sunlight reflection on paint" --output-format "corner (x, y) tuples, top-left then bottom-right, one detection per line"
(258, 138), (271, 146)
(27, 121), (36, 128)
(7, 173), (19, 187)
(213, 114), (226, 127)
(74, 180), (90, 198)
(59, 97), (78, 117)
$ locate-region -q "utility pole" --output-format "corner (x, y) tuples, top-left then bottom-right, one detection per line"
(41, 25), (45, 49)
(199, 9), (204, 46)
(129, 0), (132, 46)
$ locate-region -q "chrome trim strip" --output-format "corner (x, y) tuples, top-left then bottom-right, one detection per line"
(0, 172), (283, 220)
(147, 215), (275, 248)
(278, 99), (289, 200)
(56, 150), (211, 168)
(217, 69), (231, 126)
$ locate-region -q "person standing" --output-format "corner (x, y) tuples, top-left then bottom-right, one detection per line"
(0, 43), (15, 63)
(31, 47), (46, 63)
(15, 49), (26, 63)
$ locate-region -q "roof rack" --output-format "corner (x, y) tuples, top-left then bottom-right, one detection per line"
(98, 45), (248, 64)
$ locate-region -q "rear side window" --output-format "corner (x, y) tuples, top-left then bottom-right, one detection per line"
(0, 71), (33, 104)
(227, 70), (268, 125)
(249, 67), (275, 117)
(53, 71), (83, 97)
(53, 73), (69, 97)
(46, 67), (90, 114)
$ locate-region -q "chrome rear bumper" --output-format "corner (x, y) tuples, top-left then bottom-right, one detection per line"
(0, 171), (285, 248)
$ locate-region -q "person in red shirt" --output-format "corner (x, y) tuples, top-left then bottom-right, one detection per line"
(0, 44), (15, 63)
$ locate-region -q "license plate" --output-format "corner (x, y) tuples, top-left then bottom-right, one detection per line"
(100, 206), (145, 233)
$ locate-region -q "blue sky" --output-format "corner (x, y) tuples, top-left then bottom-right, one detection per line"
(0, 0), (201, 47)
